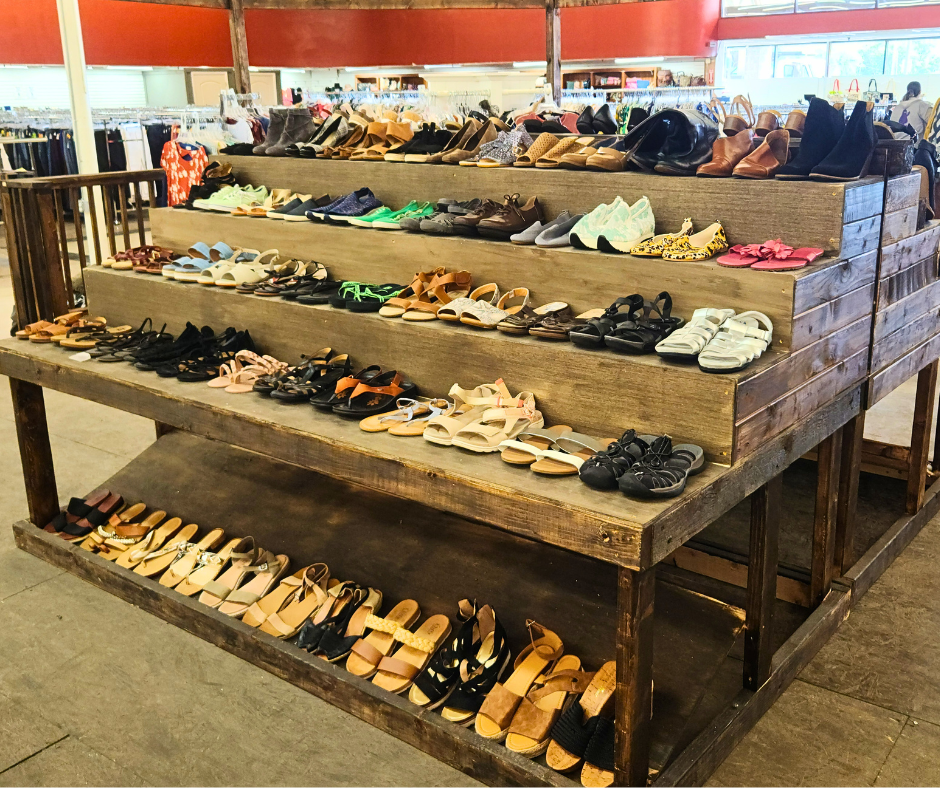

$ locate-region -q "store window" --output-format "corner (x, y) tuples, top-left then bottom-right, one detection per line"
(774, 44), (828, 77)
(721, 0), (794, 18)
(828, 40), (886, 77)
(885, 38), (940, 74)
(796, 0), (874, 11)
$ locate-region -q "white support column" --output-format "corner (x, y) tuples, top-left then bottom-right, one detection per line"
(56, 0), (111, 263)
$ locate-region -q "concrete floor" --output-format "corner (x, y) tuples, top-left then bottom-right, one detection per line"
(1, 264), (940, 787)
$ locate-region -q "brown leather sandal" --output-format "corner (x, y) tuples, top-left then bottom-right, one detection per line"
(528, 307), (605, 340)
(346, 599), (422, 678)
(400, 271), (473, 322)
(371, 613), (452, 694)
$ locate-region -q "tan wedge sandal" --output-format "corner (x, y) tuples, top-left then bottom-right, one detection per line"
(371, 614), (453, 694)
(346, 599), (422, 678)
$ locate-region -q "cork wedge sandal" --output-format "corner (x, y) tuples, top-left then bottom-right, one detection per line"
(546, 660), (616, 773)
(346, 599), (422, 678)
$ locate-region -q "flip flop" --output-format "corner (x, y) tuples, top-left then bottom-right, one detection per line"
(132, 523), (200, 576)
(531, 434), (617, 476)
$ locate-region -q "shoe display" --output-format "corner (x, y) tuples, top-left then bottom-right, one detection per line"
(596, 196), (655, 254)
(252, 107), (287, 155)
(266, 108), (319, 157)
(661, 221), (728, 261)
(810, 100), (876, 181)
(776, 97), (845, 180)
(733, 129), (790, 179)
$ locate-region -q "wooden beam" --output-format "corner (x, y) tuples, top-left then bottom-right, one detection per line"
(9, 380), (59, 530)
(907, 360), (938, 514)
(834, 412), (864, 576)
(229, 0), (251, 95)
(743, 475), (781, 691)
(545, 0), (561, 104)
(615, 567), (655, 787)
(811, 429), (842, 605)
(115, 0), (229, 7)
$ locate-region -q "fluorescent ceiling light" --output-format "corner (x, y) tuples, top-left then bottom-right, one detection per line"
(2, 65), (29, 69)
(423, 63), (461, 69)
(615, 56), (665, 64)
(513, 60), (546, 68)
(106, 65), (152, 71)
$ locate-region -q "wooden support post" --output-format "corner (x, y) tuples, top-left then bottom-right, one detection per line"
(743, 475), (781, 690)
(9, 379), (59, 529)
(154, 421), (175, 439)
(834, 411), (865, 575)
(229, 0), (251, 96)
(545, 0), (561, 104)
(907, 360), (939, 514)
(615, 567), (654, 787)
(811, 430), (842, 605)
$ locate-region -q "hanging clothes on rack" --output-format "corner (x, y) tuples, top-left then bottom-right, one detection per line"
(160, 111), (210, 207)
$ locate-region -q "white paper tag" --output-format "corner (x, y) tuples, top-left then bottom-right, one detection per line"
(68, 352), (92, 362)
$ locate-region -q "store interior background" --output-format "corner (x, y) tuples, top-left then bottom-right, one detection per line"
(2, 0), (940, 113)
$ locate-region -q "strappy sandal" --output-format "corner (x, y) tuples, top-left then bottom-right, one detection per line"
(242, 564), (327, 628)
(132, 523), (200, 576)
(89, 507), (167, 560)
(423, 382), (508, 447)
(546, 660), (616, 773)
(45, 489), (110, 534)
(528, 307), (605, 340)
(618, 436), (705, 499)
(724, 94), (756, 136)
(173, 536), (251, 597)
(257, 348), (334, 396)
(474, 621), (563, 741)
(604, 292), (683, 355)
(114, 517), (183, 569)
(345, 600), (422, 677)
(217, 553), (292, 617)
(314, 590), (397, 664)
(371, 614), (452, 694)
(499, 424), (573, 465)
(58, 492), (123, 542)
(236, 257), (305, 294)
(378, 268), (445, 318)
(309, 364), (381, 409)
(359, 397), (450, 435)
(459, 288), (530, 330)
(296, 584), (378, 652)
(258, 565), (334, 639)
(269, 354), (351, 402)
(655, 308), (736, 361)
(400, 271), (473, 322)
(59, 324), (134, 350)
(529, 433), (617, 476)
(436, 283), (500, 323)
(78, 501), (143, 551)
(505, 658), (595, 758)
(698, 311), (773, 373)
(332, 370), (417, 417)
(568, 295), (644, 349)
(452, 392), (544, 453)
(496, 302), (568, 335)
(579, 430), (658, 490)
(158, 527), (225, 588)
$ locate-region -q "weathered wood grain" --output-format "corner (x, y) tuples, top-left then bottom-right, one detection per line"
(789, 284), (875, 351)
(810, 430), (841, 604)
(876, 255), (937, 310)
(208, 155), (856, 255)
(840, 215), (882, 260)
(881, 206), (919, 247)
(884, 172), (921, 213)
(735, 316), (871, 422)
(791, 250), (877, 314)
(8, 380), (59, 529)
(228, 0), (250, 95)
(878, 222), (940, 278)
(906, 360), (937, 514)
(834, 412), (864, 575)
(870, 308), (940, 375)
(872, 278), (940, 343)
(868, 331), (940, 407)
(842, 179), (885, 224)
(734, 350), (867, 459)
(84, 266), (739, 459)
(149, 209), (803, 347)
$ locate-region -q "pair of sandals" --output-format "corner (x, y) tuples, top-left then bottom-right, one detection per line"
(261, 348), (351, 402)
(655, 308), (774, 373)
(208, 350), (289, 394)
(104, 245), (178, 271)
(718, 240), (824, 271)
(331, 281), (405, 312)
(378, 269), (473, 321)
(569, 293), (683, 354)
(438, 284), (533, 329)
(237, 260), (327, 295)
(359, 397), (453, 435)
(16, 308), (89, 341)
(499, 425), (616, 476)
(311, 365), (418, 417)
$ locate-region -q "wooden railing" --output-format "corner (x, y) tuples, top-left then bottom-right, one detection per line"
(0, 169), (165, 327)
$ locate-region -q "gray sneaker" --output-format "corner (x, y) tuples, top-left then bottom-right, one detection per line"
(419, 212), (459, 234)
(534, 213), (585, 248)
(511, 211), (571, 245)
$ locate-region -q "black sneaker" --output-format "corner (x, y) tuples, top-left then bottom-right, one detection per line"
(280, 194), (332, 223)
(403, 126), (453, 163)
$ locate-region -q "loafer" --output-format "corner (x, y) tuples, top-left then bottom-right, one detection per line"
(279, 195), (332, 222)
(511, 211), (571, 245)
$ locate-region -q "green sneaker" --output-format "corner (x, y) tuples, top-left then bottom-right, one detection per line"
(373, 201), (433, 230)
(347, 206), (395, 228)
(193, 185), (268, 213)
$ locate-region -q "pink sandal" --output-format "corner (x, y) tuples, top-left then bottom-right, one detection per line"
(751, 241), (823, 271)
(717, 243), (766, 268)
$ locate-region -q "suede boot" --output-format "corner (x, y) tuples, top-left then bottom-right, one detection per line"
(267, 108), (318, 157)
(776, 98), (844, 180)
(252, 108), (287, 155)
(914, 140), (937, 216)
(810, 101), (876, 181)
(734, 129), (790, 179)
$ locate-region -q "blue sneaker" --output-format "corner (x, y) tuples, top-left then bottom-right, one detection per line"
(311, 188), (382, 224)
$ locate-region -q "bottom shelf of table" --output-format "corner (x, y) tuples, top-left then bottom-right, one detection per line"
(15, 430), (791, 787)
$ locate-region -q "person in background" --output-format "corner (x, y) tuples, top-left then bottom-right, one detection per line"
(890, 81), (932, 137)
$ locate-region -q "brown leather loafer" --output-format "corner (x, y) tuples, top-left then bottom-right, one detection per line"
(733, 129), (790, 179)
(452, 199), (504, 235)
(697, 131), (756, 177)
(477, 195), (545, 241)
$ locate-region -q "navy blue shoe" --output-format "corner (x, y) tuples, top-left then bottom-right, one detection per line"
(319, 188), (383, 224)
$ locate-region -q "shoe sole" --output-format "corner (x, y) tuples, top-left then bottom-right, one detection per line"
(283, 214), (314, 222)
(476, 228), (515, 241)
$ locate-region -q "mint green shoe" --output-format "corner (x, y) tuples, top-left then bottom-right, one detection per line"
(373, 201), (433, 230)
(193, 185), (267, 213)
(569, 197), (624, 250)
(347, 206), (395, 228)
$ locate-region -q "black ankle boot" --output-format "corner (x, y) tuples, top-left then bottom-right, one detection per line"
(253, 109), (287, 155)
(776, 97), (845, 180)
(592, 104), (618, 134)
(914, 140), (937, 216)
(811, 100), (876, 181)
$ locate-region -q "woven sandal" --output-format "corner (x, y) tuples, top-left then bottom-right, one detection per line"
(345, 600), (422, 677)
(371, 614), (453, 694)
(546, 661), (616, 773)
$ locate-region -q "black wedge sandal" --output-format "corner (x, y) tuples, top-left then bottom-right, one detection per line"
(604, 292), (684, 354)
(408, 600), (482, 710)
(568, 295), (643, 349)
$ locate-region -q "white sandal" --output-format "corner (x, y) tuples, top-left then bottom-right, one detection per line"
(423, 381), (510, 446)
(698, 311), (773, 373)
(452, 392), (543, 453)
(459, 287), (530, 329)
(193, 247), (262, 285)
(437, 283), (500, 322)
(215, 250), (281, 288)
(655, 308), (736, 359)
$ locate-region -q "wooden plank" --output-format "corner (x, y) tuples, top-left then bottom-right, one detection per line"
(615, 567), (655, 787)
(791, 249), (877, 314)
(876, 255), (936, 310)
(789, 284), (875, 351)
(735, 316), (871, 422)
(810, 430), (841, 605)
(842, 179), (885, 224)
(85, 185), (103, 266)
(881, 206), (919, 247)
(878, 222), (940, 278)
(11, 521), (572, 788)
(870, 308), (940, 375)
(840, 215), (881, 260)
(872, 278), (940, 343)
(662, 546), (809, 607)
(734, 350), (867, 460)
(34, 189), (71, 319)
(1, 188), (35, 327)
(208, 155), (854, 256)
(654, 587), (852, 787)
(868, 331), (940, 407)
(244, 0), (547, 7)
(743, 476), (781, 690)
(546, 0), (561, 102)
(83, 267), (738, 459)
(70, 187), (87, 271)
(906, 360), (937, 514)
(228, 0), (251, 95)
(8, 381), (59, 530)
(114, 0), (228, 7)
(834, 412), (864, 576)
(884, 172), (922, 213)
(132, 182), (147, 247)
(117, 184), (132, 250)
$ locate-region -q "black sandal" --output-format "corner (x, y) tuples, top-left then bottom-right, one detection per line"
(604, 292), (683, 354)
(568, 295), (643, 349)
(310, 365), (383, 409)
(578, 430), (658, 490)
(409, 600), (482, 709)
(618, 436), (705, 499)
(268, 353), (348, 402)
(331, 370), (417, 416)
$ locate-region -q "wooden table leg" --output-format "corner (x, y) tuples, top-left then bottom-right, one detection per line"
(615, 566), (654, 787)
(9, 379), (59, 528)
(907, 360), (938, 515)
(834, 412), (865, 576)
(154, 421), (175, 439)
(744, 475), (781, 690)
(811, 429), (842, 605)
